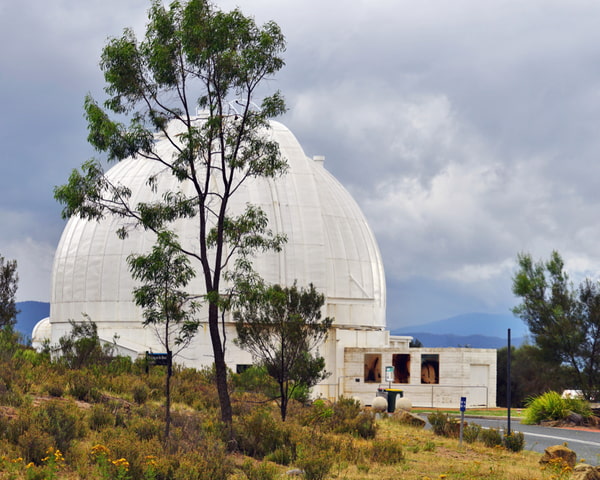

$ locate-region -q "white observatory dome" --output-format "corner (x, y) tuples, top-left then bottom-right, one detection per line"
(48, 119), (386, 361)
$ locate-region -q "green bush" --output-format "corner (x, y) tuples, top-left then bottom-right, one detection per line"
(67, 370), (101, 402)
(523, 391), (591, 425)
(479, 427), (502, 448)
(132, 382), (149, 405)
(503, 431), (525, 452)
(33, 399), (86, 452)
(233, 407), (292, 459)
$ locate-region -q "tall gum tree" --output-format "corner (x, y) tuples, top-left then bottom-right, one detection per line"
(54, 0), (287, 425)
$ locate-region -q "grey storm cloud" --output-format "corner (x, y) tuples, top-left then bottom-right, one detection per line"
(2, 0), (600, 327)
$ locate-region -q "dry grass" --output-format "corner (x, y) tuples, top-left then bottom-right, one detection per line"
(284, 418), (563, 480)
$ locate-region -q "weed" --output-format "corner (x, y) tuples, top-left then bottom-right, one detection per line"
(503, 431), (525, 452)
(462, 423), (481, 443)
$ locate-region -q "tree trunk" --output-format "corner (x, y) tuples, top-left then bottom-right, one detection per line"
(208, 302), (233, 425)
(165, 350), (172, 446)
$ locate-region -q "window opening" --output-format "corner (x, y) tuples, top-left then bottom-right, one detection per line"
(364, 354), (382, 383)
(392, 354), (410, 383)
(421, 354), (439, 384)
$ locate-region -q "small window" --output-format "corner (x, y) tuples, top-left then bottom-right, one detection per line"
(364, 354), (382, 383)
(392, 354), (410, 383)
(421, 354), (439, 384)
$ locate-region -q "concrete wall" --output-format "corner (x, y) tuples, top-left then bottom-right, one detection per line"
(343, 346), (497, 409)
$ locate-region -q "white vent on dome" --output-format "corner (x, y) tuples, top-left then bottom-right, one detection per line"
(313, 155), (325, 165)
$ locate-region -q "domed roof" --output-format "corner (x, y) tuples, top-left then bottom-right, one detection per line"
(51, 120), (386, 330)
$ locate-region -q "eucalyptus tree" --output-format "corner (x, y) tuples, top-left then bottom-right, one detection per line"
(128, 231), (199, 443)
(0, 255), (18, 329)
(54, 0), (287, 424)
(234, 282), (332, 421)
(513, 251), (600, 399)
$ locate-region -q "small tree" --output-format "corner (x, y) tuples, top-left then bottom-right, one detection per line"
(0, 255), (18, 329)
(234, 282), (332, 420)
(128, 230), (199, 443)
(57, 316), (117, 369)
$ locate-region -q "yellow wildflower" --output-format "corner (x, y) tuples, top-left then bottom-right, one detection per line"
(112, 458), (130, 471)
(91, 444), (111, 456)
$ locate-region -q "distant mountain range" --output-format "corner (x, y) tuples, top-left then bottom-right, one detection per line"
(13, 303), (526, 349)
(15, 301), (50, 340)
(391, 312), (529, 348)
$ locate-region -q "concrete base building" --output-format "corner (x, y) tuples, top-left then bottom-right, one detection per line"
(34, 118), (496, 408)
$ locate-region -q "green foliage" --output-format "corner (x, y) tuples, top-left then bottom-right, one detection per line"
(37, 400), (87, 452)
(503, 431), (525, 452)
(0, 254), (18, 328)
(512, 251), (600, 399)
(496, 344), (571, 407)
(234, 282), (333, 420)
(232, 365), (279, 398)
(295, 437), (334, 480)
(88, 404), (115, 431)
(67, 370), (102, 402)
(522, 390), (591, 424)
(54, 0), (289, 425)
(233, 407), (293, 459)
(479, 427), (502, 448)
(56, 318), (117, 370)
(240, 459), (279, 480)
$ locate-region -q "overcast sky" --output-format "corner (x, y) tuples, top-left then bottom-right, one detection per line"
(2, 0), (600, 329)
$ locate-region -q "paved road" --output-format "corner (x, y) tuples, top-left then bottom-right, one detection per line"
(465, 416), (600, 465)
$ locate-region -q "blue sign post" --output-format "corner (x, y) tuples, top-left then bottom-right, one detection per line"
(459, 397), (466, 445)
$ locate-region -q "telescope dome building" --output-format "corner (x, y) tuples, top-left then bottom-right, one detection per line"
(38, 118), (497, 406)
(44, 119), (390, 396)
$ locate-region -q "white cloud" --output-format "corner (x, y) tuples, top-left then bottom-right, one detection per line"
(0, 238), (54, 302)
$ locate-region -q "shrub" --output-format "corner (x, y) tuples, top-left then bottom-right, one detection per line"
(67, 370), (101, 402)
(33, 399), (86, 453)
(523, 391), (591, 425)
(16, 427), (54, 464)
(171, 441), (233, 480)
(427, 412), (459, 437)
(295, 440), (334, 480)
(463, 423), (481, 443)
(233, 407), (292, 459)
(240, 458), (279, 480)
(232, 365), (279, 398)
(264, 446), (294, 466)
(370, 438), (405, 465)
(479, 427), (502, 448)
(503, 431), (525, 452)
(88, 404), (114, 431)
(132, 382), (149, 405)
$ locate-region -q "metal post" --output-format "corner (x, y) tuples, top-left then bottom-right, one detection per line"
(507, 328), (511, 436)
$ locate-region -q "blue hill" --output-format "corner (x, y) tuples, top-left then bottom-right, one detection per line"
(15, 301), (50, 339)
(391, 312), (529, 348)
